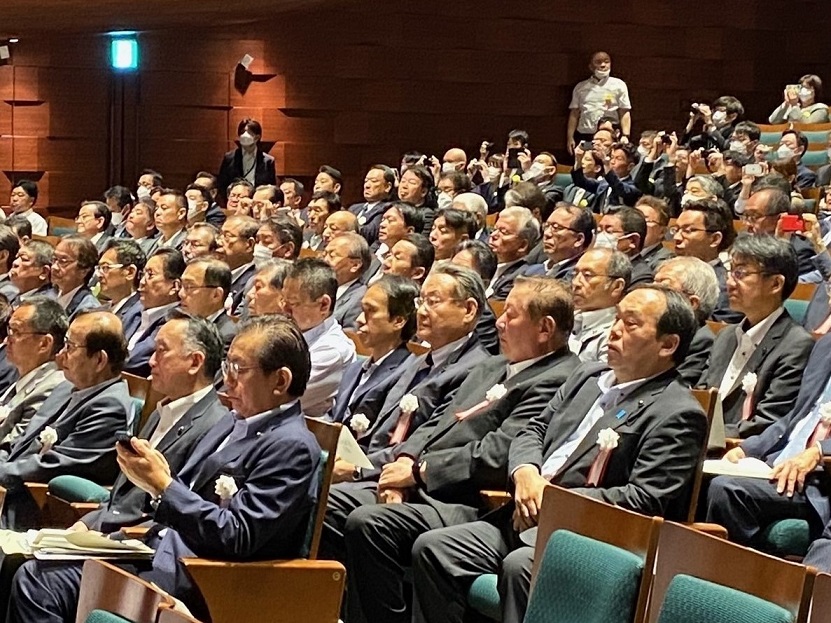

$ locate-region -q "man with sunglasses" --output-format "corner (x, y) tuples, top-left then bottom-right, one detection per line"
(0, 310), (133, 529)
(698, 235), (813, 438)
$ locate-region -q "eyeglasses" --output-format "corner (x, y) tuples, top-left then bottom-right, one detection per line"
(669, 226), (717, 236)
(728, 268), (769, 280)
(51, 256), (77, 268)
(572, 269), (612, 281)
(221, 360), (260, 378)
(542, 222), (578, 234)
(180, 283), (219, 294)
(740, 212), (769, 223)
(61, 338), (87, 353)
(7, 327), (46, 340)
(95, 263), (125, 275)
(414, 296), (461, 310)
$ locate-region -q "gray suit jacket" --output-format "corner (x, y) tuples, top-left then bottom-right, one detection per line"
(360, 335), (490, 475)
(641, 243), (674, 272)
(82, 388), (229, 533)
(509, 363), (707, 522)
(0, 362), (65, 449)
(699, 309), (813, 438)
(399, 348), (580, 523)
(333, 280), (367, 331)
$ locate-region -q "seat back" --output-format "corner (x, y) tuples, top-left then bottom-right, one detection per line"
(488, 299), (505, 318)
(685, 388), (718, 522)
(526, 530), (644, 623)
(343, 329), (371, 357)
(121, 372), (164, 434)
(47, 216), (77, 237)
(656, 574), (793, 623)
(706, 320), (730, 335)
(302, 417), (341, 559)
(75, 559), (174, 623)
(157, 606), (203, 623)
(84, 611), (133, 623)
(809, 573), (831, 623)
(646, 522), (816, 623)
(532, 486), (661, 623)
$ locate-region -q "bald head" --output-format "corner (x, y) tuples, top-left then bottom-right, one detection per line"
(443, 148), (468, 172)
(323, 210), (359, 245)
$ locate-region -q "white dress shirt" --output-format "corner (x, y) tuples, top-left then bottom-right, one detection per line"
(18, 209), (47, 236)
(110, 293), (135, 316)
(148, 384), (213, 448)
(569, 75), (632, 135)
(128, 302), (178, 351)
(301, 317), (357, 418)
(337, 278), (359, 301)
(718, 307), (783, 400)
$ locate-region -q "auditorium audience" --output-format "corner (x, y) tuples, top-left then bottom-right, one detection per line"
(698, 235), (813, 438)
(571, 141), (641, 211)
(97, 239), (145, 342)
(525, 203), (594, 279)
(181, 222), (220, 262)
(9, 181), (47, 236)
(219, 215), (258, 315)
(381, 234), (435, 284)
(323, 232), (370, 331)
(348, 165), (396, 244)
(74, 200), (112, 253)
(486, 206), (540, 299)
(178, 258), (237, 353)
(281, 258), (356, 417)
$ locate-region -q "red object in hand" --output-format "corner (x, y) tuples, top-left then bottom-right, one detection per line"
(780, 214), (805, 233)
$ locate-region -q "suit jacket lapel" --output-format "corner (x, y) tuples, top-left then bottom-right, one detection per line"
(6, 364), (58, 409)
(154, 390), (218, 455)
(725, 313), (789, 397)
(543, 379), (603, 457)
(9, 385), (73, 458)
(176, 415), (234, 483)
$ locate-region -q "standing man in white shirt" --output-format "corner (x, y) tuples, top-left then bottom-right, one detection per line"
(9, 181), (46, 236)
(566, 51), (632, 155)
(281, 258), (356, 417)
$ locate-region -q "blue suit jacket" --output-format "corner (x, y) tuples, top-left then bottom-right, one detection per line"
(124, 307), (178, 377)
(229, 263), (256, 316)
(742, 334), (831, 527)
(148, 401), (320, 618)
(348, 201), (391, 245)
(65, 285), (101, 319)
(113, 292), (143, 343)
(329, 344), (413, 424)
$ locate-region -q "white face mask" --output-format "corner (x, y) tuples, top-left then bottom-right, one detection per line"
(593, 231), (620, 250)
(136, 186), (151, 200)
(680, 192), (696, 207)
(777, 144), (795, 160)
(637, 145), (649, 158)
(712, 110), (727, 126)
(799, 87), (813, 103)
(110, 212), (124, 227)
(522, 162), (547, 182)
(594, 69), (610, 80)
(239, 131), (257, 147)
(487, 166), (501, 181)
(729, 140), (748, 155)
(437, 192), (453, 210)
(441, 162), (458, 174)
(186, 198), (199, 218)
(253, 243), (274, 268)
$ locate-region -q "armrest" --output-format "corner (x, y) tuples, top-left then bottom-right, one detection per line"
(479, 490), (512, 511)
(724, 438), (742, 451)
(121, 526), (150, 539)
(180, 558), (345, 623)
(689, 522), (728, 540)
(25, 482), (49, 510)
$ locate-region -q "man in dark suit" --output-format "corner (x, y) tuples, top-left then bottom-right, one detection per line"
(147, 190), (188, 255)
(486, 207), (540, 300)
(412, 285), (706, 623)
(123, 248), (184, 377)
(671, 198), (742, 323)
(341, 276), (581, 623)
(75, 200), (113, 254)
(635, 196), (675, 271)
(10, 315), (320, 622)
(74, 314), (228, 533)
(523, 204), (594, 280)
(654, 257), (719, 386)
(51, 236), (101, 319)
(570, 142), (643, 211)
(323, 232), (369, 331)
(9, 240), (55, 306)
(216, 118), (277, 206)
(328, 275), (418, 426)
(97, 240), (146, 343)
(219, 215), (258, 316)
(705, 333), (831, 570)
(0, 295), (18, 396)
(596, 207), (653, 287)
(349, 165), (396, 245)
(699, 235), (813, 438)
(0, 297), (67, 449)
(452, 193), (491, 245)
(178, 258), (237, 354)
(0, 311), (134, 529)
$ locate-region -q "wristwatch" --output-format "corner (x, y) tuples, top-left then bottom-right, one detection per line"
(352, 466), (363, 481)
(150, 494), (163, 511)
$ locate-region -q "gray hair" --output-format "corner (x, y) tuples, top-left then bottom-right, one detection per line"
(431, 263), (487, 321)
(452, 192), (488, 225)
(657, 256), (719, 324)
(500, 206), (541, 250)
(256, 259), (293, 290)
(168, 311), (224, 379)
(690, 175), (725, 199)
(338, 232), (371, 274)
(602, 249), (633, 290)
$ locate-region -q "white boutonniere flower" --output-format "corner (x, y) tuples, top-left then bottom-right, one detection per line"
(741, 372), (757, 394)
(485, 384), (507, 403)
(215, 475), (238, 502)
(399, 394), (419, 414)
(350, 413), (371, 435)
(38, 426), (58, 453)
(0, 405), (11, 423)
(597, 428), (620, 452)
(820, 402), (831, 425)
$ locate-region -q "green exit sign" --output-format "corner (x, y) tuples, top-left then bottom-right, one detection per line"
(110, 36), (138, 71)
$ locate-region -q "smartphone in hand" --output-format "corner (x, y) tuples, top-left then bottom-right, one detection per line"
(116, 432), (139, 455)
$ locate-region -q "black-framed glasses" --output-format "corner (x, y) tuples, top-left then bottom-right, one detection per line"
(62, 338), (87, 353)
(669, 226), (718, 236)
(542, 222), (579, 234)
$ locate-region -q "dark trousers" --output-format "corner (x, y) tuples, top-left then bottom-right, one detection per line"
(344, 502), (445, 623)
(320, 480), (378, 564)
(705, 475), (818, 546)
(411, 520), (532, 623)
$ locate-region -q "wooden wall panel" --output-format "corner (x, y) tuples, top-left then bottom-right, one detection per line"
(2, 0), (831, 211)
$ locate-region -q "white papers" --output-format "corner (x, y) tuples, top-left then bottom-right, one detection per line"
(0, 528), (155, 559)
(336, 427), (373, 469)
(703, 457), (773, 480)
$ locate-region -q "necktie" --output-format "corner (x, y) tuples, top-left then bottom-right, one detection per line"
(0, 385), (17, 406)
(388, 355), (433, 445)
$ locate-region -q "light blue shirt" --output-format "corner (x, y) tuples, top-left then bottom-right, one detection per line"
(301, 317), (357, 418)
(539, 370), (653, 480)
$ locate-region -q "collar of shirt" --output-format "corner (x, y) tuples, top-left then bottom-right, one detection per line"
(640, 242), (662, 259)
(337, 278), (358, 300)
(229, 398), (299, 439)
(736, 307), (783, 347)
(207, 309), (224, 323)
(575, 307), (616, 336)
(595, 369), (656, 411)
(375, 243), (389, 262)
(429, 332), (472, 371)
(303, 316), (336, 348)
(90, 232), (104, 246)
(230, 262), (253, 282)
(57, 285), (83, 310)
(138, 302), (178, 334)
(0, 272), (9, 282)
(159, 228), (184, 246)
(110, 293), (135, 315)
(13, 361), (57, 398)
(506, 353), (548, 381)
(150, 385), (213, 448)
(67, 376), (120, 410)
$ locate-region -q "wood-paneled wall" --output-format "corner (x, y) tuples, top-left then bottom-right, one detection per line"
(2, 0), (830, 214)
